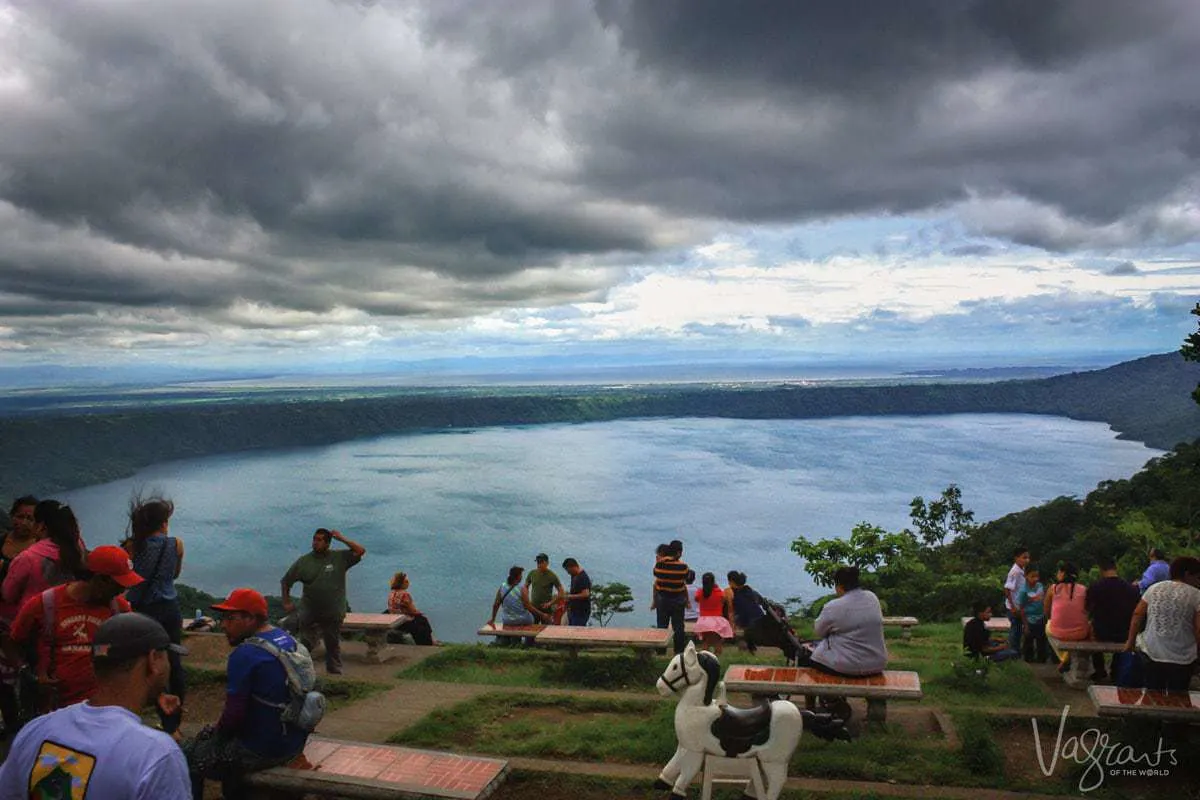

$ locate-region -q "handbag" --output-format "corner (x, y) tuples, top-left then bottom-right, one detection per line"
(1112, 651), (1145, 689)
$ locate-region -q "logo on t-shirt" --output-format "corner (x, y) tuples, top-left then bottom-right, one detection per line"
(28, 740), (96, 799)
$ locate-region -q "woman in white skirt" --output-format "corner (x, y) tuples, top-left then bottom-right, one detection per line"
(693, 572), (735, 655)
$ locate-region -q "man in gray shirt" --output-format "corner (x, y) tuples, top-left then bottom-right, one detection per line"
(805, 566), (887, 677)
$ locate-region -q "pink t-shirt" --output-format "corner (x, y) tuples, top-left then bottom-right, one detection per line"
(1048, 582), (1089, 640)
(2, 540), (62, 619)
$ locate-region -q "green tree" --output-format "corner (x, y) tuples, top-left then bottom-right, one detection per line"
(1180, 301), (1200, 405)
(790, 522), (922, 588)
(909, 484), (976, 547)
(590, 582), (634, 627)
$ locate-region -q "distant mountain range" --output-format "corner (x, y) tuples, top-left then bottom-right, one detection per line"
(2, 351), (1197, 503)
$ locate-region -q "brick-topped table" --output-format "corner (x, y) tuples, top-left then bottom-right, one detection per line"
(1088, 686), (1200, 723)
(340, 613), (409, 664)
(248, 736), (509, 799)
(961, 616), (1011, 632)
(476, 623), (546, 640)
(536, 625), (671, 660)
(723, 665), (922, 723)
(881, 616), (919, 640)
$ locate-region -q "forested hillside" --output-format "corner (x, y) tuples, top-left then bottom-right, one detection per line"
(2, 352), (1198, 502)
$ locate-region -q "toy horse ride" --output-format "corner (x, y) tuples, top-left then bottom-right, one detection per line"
(654, 642), (849, 799)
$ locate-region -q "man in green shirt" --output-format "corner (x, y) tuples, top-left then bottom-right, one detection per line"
(280, 528), (366, 674)
(524, 553), (565, 625)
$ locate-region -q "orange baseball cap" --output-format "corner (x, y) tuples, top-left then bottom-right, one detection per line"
(211, 588), (268, 617)
(86, 546), (144, 588)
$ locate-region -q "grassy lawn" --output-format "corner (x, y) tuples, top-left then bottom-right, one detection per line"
(391, 692), (1015, 789)
(495, 772), (894, 800)
(397, 644), (786, 691)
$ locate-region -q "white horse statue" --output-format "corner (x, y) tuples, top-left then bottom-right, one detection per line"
(654, 642), (823, 800)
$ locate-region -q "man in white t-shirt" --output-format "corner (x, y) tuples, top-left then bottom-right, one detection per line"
(1003, 547), (1031, 653)
(0, 613), (190, 799)
(1125, 556), (1200, 692)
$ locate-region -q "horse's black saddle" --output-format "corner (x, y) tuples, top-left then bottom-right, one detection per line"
(710, 698), (773, 756)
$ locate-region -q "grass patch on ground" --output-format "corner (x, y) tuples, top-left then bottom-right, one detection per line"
(494, 771), (890, 800)
(184, 665), (386, 711)
(398, 644), (785, 691)
(391, 692), (676, 763)
(392, 692), (1023, 789)
(885, 622), (1053, 708)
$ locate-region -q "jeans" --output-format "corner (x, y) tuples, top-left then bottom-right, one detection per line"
(657, 592), (687, 654)
(988, 647), (1021, 663)
(1006, 611), (1024, 653)
(134, 599), (186, 734)
(298, 609), (343, 674)
(567, 608), (590, 627)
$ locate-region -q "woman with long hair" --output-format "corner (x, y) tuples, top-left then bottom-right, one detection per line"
(122, 495), (186, 735)
(1, 501), (86, 614)
(1045, 561), (1089, 673)
(693, 572), (735, 655)
(384, 572), (436, 645)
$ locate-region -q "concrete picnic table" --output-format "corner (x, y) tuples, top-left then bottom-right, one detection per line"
(961, 616), (1011, 632)
(881, 616), (919, 640)
(723, 664), (923, 722)
(535, 625), (671, 660)
(248, 735), (510, 799)
(1088, 685), (1200, 723)
(339, 613), (408, 664)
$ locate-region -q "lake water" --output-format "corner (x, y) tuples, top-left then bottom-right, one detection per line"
(60, 414), (1160, 643)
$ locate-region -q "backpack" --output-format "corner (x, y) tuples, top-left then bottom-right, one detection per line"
(244, 635), (326, 733)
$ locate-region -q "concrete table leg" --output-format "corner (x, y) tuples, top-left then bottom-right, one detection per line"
(364, 632), (383, 664)
(1063, 654), (1091, 689)
(866, 699), (888, 723)
(901, 627), (912, 641)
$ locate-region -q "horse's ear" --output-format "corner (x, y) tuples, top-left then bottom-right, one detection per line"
(683, 640), (697, 665)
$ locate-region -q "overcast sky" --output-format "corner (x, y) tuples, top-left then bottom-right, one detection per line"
(2, 0), (1199, 373)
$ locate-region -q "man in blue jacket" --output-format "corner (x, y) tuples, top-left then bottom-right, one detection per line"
(183, 588), (309, 800)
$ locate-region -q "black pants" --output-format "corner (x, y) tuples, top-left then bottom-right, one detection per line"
(1144, 659), (1195, 692)
(657, 593), (688, 654)
(386, 615), (434, 646)
(134, 599), (186, 734)
(1022, 620), (1049, 663)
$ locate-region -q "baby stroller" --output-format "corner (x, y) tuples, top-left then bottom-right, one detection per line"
(743, 590), (803, 666)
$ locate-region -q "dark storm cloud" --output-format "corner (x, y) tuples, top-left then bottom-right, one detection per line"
(1, 0), (1198, 354)
(588, 0), (1200, 234)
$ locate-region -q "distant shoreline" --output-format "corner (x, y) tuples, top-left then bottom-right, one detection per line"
(2, 352), (1197, 502)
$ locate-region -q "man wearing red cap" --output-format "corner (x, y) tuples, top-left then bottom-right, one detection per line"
(5, 545), (138, 711)
(183, 587), (310, 800)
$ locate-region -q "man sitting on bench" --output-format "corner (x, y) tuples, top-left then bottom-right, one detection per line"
(963, 601), (1020, 662)
(798, 566), (887, 678)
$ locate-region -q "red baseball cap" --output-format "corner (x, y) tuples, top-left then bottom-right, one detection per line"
(211, 588), (268, 617)
(86, 546), (144, 588)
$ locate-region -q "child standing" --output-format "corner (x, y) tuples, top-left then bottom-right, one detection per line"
(1018, 567), (1048, 663)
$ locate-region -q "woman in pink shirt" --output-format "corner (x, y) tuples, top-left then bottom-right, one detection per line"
(1, 501), (87, 616)
(1045, 561), (1089, 673)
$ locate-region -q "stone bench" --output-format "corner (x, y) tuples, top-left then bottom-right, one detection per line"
(882, 616), (919, 640)
(1046, 636), (1126, 689)
(1088, 685), (1200, 723)
(723, 665), (922, 723)
(476, 622), (546, 641)
(535, 625), (671, 661)
(248, 736), (509, 799)
(961, 616), (1011, 632)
